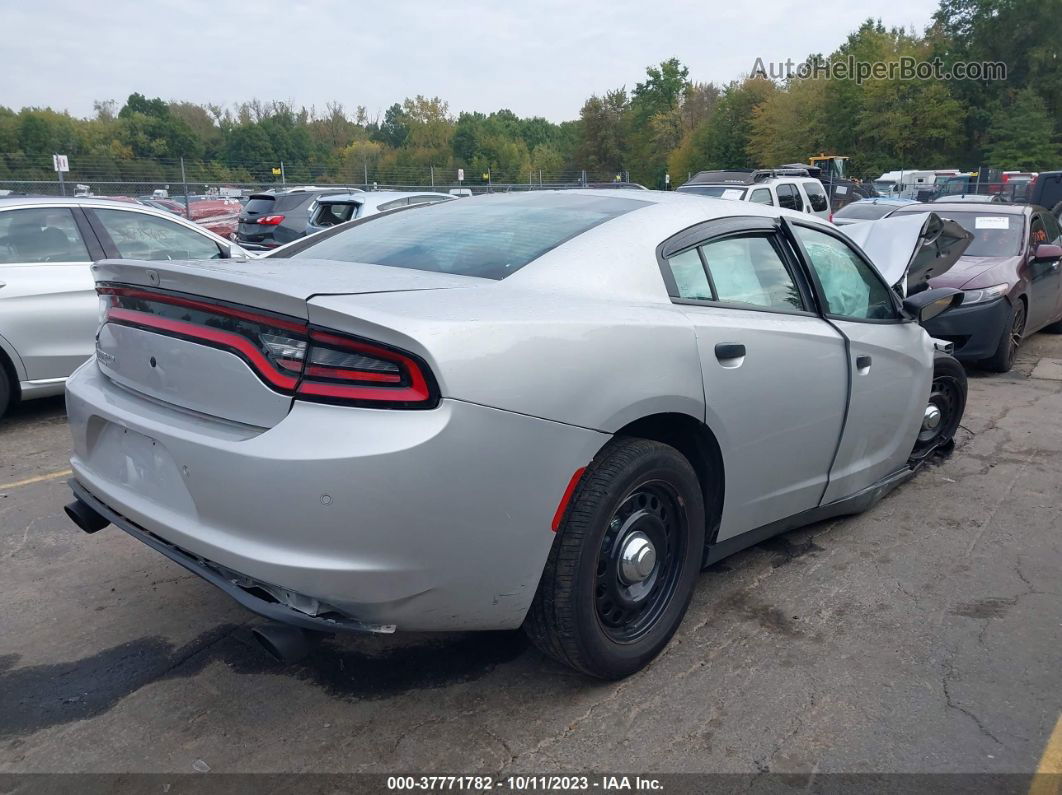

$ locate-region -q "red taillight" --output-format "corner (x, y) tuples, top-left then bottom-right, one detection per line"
(97, 285), (438, 409)
(295, 329), (436, 408)
(257, 214), (285, 226)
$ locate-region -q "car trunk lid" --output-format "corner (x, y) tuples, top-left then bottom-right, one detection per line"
(92, 258), (482, 426)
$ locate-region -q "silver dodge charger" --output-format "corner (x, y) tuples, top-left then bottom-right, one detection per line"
(64, 190), (970, 679)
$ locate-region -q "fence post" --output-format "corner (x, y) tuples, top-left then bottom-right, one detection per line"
(180, 157), (190, 217)
(363, 161), (368, 188)
(431, 165), (434, 187)
(581, 169), (586, 187)
(280, 161), (286, 188)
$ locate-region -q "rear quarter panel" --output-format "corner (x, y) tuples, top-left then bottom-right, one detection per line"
(307, 289), (706, 432)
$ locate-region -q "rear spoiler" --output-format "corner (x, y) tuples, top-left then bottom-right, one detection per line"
(844, 212), (973, 292)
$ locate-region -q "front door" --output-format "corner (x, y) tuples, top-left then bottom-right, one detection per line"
(1025, 212), (1062, 332)
(785, 220), (931, 504)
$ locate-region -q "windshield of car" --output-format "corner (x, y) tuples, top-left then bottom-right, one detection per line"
(896, 209), (1023, 257)
(286, 193), (647, 279)
(833, 202), (897, 221)
(676, 185), (747, 200)
(873, 180), (896, 193)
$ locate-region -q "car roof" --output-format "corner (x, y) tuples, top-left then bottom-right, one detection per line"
(847, 197), (918, 205)
(895, 201), (1029, 214)
(320, 190), (453, 203)
(0, 195), (152, 208)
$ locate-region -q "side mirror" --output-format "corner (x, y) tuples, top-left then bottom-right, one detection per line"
(1034, 243), (1062, 262)
(218, 243), (232, 259)
(903, 287), (963, 324)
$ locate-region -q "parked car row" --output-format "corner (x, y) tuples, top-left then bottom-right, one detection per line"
(234, 188), (455, 250)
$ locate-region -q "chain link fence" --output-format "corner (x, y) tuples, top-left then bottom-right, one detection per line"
(0, 154), (640, 200)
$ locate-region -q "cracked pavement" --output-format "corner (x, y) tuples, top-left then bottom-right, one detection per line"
(1, 336), (1060, 775)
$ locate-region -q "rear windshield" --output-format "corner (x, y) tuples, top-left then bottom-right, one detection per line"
(834, 202), (897, 221)
(894, 209), (1023, 257)
(243, 197), (275, 214)
(286, 193), (646, 279)
(676, 185), (747, 200)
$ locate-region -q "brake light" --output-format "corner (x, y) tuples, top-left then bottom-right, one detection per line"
(257, 214), (285, 225)
(96, 285), (439, 409)
(296, 329), (435, 407)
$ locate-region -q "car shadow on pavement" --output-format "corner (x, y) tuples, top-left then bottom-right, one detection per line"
(0, 625), (528, 739)
(0, 395), (66, 430)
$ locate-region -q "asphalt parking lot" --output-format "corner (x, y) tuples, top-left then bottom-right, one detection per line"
(1, 337), (1061, 778)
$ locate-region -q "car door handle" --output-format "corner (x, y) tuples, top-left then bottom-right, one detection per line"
(715, 343), (746, 361)
(856, 355), (872, 371)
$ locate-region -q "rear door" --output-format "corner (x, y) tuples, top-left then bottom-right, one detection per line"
(659, 218), (848, 539)
(0, 205), (105, 382)
(784, 219), (930, 503)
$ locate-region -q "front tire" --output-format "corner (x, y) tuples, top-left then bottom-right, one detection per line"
(912, 353), (966, 458)
(524, 438), (706, 679)
(982, 299), (1025, 373)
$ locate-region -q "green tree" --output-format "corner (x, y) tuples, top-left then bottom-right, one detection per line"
(983, 88), (1060, 170)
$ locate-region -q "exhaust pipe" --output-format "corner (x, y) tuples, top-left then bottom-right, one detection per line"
(64, 499), (110, 534)
(251, 623), (317, 664)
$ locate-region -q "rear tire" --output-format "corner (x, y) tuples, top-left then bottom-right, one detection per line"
(524, 438), (706, 679)
(912, 353), (966, 458)
(982, 299), (1025, 373)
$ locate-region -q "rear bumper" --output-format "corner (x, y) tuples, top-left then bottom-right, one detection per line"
(66, 362), (607, 631)
(922, 297), (1011, 362)
(71, 480), (388, 634)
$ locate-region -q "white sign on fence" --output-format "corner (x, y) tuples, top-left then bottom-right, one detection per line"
(53, 154), (69, 172)
(457, 168), (465, 182)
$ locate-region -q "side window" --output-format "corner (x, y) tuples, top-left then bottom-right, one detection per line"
(665, 248), (712, 301)
(701, 235), (805, 311)
(94, 209), (221, 261)
(793, 225), (898, 320)
(1030, 215), (1048, 247)
(748, 188), (774, 206)
(376, 198), (409, 212)
(803, 182), (829, 212)
(408, 195), (448, 205)
(0, 207), (91, 264)
(776, 184), (801, 211)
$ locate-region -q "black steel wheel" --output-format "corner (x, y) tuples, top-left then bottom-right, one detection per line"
(912, 353), (967, 457)
(595, 481), (687, 643)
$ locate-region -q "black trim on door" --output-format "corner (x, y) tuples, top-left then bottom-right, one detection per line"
(656, 216), (822, 316)
(68, 206), (107, 260)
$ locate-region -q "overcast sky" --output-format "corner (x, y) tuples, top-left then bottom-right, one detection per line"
(4, 0), (937, 122)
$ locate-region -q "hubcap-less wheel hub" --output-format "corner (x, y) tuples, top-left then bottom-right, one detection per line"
(619, 531), (657, 585)
(922, 404), (942, 431)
